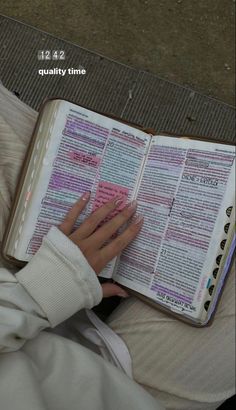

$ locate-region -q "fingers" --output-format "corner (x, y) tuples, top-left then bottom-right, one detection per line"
(59, 193), (144, 278)
(84, 200), (137, 249)
(98, 214), (144, 268)
(70, 195), (123, 241)
(101, 283), (129, 298)
(58, 191), (90, 235)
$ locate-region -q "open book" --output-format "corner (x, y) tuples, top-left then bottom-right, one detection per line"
(2, 99), (235, 326)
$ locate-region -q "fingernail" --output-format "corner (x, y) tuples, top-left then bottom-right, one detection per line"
(127, 200), (137, 210)
(114, 196), (124, 206)
(81, 191), (91, 201)
(117, 292), (129, 298)
(133, 214), (144, 224)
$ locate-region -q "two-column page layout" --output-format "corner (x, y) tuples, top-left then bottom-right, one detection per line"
(5, 100), (235, 324)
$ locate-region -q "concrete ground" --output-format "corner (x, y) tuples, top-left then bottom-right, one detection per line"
(0, 0), (235, 105)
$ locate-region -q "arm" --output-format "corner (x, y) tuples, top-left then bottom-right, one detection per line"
(0, 226), (102, 353)
(0, 193), (143, 353)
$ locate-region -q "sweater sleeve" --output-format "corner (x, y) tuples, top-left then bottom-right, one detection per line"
(0, 226), (103, 353)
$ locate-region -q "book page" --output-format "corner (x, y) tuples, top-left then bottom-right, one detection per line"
(14, 100), (150, 278)
(113, 136), (235, 320)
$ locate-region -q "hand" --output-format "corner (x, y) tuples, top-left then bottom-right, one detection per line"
(58, 192), (144, 298)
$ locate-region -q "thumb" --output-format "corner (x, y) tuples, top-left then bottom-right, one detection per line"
(101, 283), (129, 298)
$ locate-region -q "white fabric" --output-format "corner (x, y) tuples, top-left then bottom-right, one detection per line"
(0, 83), (164, 410)
(16, 226), (103, 327)
(0, 229), (163, 410)
(82, 309), (132, 377)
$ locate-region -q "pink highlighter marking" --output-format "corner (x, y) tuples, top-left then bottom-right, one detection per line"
(93, 181), (129, 221)
(69, 151), (101, 167)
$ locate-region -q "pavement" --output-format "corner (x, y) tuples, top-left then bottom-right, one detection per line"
(0, 0), (235, 106)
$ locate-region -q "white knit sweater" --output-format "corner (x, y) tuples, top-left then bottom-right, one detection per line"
(0, 226), (164, 410)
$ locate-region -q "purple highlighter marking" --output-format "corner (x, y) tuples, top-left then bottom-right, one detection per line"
(27, 113), (109, 256)
(65, 123), (109, 138)
(42, 200), (71, 212)
(48, 174), (92, 191)
(67, 114), (109, 135)
(151, 283), (193, 304)
(62, 131), (106, 149)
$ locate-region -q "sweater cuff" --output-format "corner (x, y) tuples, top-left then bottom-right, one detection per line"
(16, 226), (103, 327)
